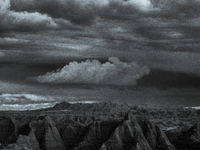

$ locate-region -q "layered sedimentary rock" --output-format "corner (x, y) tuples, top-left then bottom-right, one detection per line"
(97, 113), (175, 150)
(44, 116), (66, 150)
(0, 102), (199, 150)
(29, 116), (66, 150)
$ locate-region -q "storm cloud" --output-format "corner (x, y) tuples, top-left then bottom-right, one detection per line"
(34, 57), (150, 85)
(9, 0), (200, 21)
(9, 0), (154, 24)
(1, 0), (200, 108)
(0, 0), (58, 31)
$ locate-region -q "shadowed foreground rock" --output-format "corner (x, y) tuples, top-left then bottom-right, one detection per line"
(0, 117), (15, 144)
(0, 113), (176, 150)
(97, 114), (174, 150)
(165, 124), (200, 150)
(0, 102), (199, 150)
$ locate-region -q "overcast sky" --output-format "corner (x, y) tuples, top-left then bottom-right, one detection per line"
(0, 0), (200, 109)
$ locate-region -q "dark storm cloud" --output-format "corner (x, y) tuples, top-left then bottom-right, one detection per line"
(1, 0), (200, 78)
(5, 0), (200, 40)
(0, 0), (59, 31)
(10, 0), (200, 20)
(1, 0), (200, 108)
(10, 0), (106, 24)
(137, 69), (200, 89)
(151, 0), (200, 19)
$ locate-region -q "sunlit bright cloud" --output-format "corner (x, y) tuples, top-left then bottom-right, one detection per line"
(0, 103), (57, 111)
(0, 93), (55, 104)
(33, 57), (150, 85)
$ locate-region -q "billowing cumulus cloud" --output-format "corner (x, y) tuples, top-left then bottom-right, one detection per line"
(34, 57), (150, 85)
(0, 0), (58, 31)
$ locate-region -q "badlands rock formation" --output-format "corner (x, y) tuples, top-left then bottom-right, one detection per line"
(0, 102), (199, 150)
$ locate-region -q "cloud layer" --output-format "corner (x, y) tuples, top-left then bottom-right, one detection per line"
(10, 0), (154, 24)
(1, 0), (200, 80)
(10, 0), (200, 21)
(0, 0), (58, 31)
(0, 93), (57, 110)
(0, 0), (199, 31)
(1, 0), (200, 110)
(0, 93), (55, 104)
(3, 0), (198, 35)
(34, 57), (150, 85)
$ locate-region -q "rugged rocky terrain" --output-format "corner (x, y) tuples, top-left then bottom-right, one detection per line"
(0, 102), (200, 150)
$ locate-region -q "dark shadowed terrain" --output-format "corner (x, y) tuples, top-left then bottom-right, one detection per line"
(0, 102), (200, 150)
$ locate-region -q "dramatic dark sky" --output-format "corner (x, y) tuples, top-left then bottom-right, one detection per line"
(0, 0), (200, 109)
